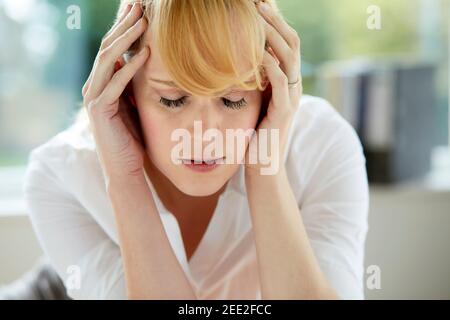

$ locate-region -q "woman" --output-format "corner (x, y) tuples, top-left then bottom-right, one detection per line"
(23, 0), (369, 299)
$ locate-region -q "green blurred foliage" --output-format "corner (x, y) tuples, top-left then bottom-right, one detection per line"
(84, 0), (446, 66)
(277, 0), (447, 98)
(278, 0), (447, 61)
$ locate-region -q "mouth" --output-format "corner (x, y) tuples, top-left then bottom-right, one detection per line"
(180, 157), (225, 173)
(181, 157), (225, 165)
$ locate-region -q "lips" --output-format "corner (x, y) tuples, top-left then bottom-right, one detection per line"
(181, 157), (225, 165)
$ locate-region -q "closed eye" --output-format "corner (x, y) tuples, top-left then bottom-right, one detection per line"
(221, 98), (247, 110)
(159, 96), (247, 110)
(159, 96), (187, 108)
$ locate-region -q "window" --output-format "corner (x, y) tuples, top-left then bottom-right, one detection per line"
(0, 0), (448, 214)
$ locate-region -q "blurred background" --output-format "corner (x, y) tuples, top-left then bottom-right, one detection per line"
(0, 0), (449, 299)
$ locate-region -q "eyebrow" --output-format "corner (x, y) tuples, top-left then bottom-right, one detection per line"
(147, 77), (250, 95)
(147, 77), (180, 88)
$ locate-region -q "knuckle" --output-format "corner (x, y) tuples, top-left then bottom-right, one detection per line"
(268, 10), (278, 20)
(292, 34), (300, 49)
(88, 97), (116, 119)
(85, 98), (99, 114)
(276, 73), (288, 87)
(98, 47), (111, 61)
(82, 78), (91, 95)
(81, 84), (88, 97)
(100, 35), (110, 49)
(266, 24), (275, 37)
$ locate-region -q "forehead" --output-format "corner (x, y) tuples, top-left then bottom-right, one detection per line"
(141, 27), (170, 78)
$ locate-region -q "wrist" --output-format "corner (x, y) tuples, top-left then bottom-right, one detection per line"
(245, 164), (287, 183)
(106, 171), (147, 196)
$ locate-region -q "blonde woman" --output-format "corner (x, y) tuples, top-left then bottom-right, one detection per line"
(23, 0), (369, 300)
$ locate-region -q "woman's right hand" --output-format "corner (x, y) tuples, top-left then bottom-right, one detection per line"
(82, 2), (150, 185)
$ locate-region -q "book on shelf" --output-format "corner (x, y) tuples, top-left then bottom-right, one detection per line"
(317, 59), (437, 184)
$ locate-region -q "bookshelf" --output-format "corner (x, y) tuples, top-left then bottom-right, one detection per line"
(317, 58), (438, 184)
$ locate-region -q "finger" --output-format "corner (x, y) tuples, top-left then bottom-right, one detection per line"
(117, 2), (133, 24)
(82, 69), (93, 97)
(262, 50), (291, 115)
(262, 19), (298, 81)
(82, 3), (133, 97)
(85, 17), (148, 102)
(83, 59), (125, 97)
(100, 46), (150, 106)
(257, 1), (300, 51)
(101, 2), (143, 50)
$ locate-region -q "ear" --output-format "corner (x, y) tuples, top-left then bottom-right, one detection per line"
(123, 82), (137, 108)
(129, 93), (137, 107)
(114, 60), (122, 73)
(126, 82), (137, 108)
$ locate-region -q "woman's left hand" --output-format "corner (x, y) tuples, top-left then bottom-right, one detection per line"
(245, 1), (302, 177)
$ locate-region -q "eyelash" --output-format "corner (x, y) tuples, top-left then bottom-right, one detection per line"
(159, 96), (247, 110)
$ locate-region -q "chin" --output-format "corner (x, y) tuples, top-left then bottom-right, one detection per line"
(174, 175), (227, 197)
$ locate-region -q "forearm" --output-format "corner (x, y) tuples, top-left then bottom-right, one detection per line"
(107, 173), (197, 299)
(245, 167), (338, 299)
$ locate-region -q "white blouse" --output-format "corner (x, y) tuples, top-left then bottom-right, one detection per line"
(23, 94), (369, 300)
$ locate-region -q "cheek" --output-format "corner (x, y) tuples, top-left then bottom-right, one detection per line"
(241, 110), (260, 130)
(238, 100), (262, 130)
(137, 109), (158, 140)
(136, 107), (166, 155)
(137, 107), (183, 160)
(247, 92), (263, 125)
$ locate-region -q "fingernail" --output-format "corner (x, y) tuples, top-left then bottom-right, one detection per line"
(259, 2), (270, 12)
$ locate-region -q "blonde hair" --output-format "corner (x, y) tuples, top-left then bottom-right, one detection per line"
(75, 0), (279, 124)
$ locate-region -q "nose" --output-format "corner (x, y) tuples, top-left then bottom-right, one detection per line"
(199, 101), (221, 130)
(186, 101), (222, 133)
(187, 103), (223, 158)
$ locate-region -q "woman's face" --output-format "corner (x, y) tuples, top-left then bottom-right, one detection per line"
(131, 29), (262, 197)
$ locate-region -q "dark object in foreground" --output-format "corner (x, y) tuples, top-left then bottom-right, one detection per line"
(0, 257), (70, 300)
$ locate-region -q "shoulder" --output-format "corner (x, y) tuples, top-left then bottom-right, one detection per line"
(284, 94), (366, 198)
(28, 114), (95, 162)
(288, 94), (362, 149)
(23, 114), (120, 245)
(24, 116), (103, 193)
